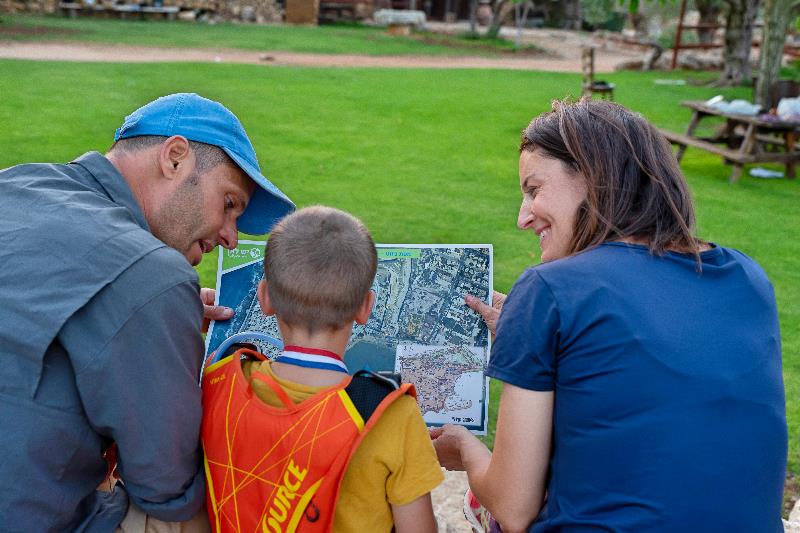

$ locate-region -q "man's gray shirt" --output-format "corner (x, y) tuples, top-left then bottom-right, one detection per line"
(0, 152), (206, 531)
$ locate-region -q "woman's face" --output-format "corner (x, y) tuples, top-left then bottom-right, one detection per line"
(517, 149), (587, 262)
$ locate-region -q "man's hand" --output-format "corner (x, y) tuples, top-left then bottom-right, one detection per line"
(464, 290), (507, 337)
(200, 288), (233, 333)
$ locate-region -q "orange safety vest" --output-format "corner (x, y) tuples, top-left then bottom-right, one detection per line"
(201, 348), (415, 533)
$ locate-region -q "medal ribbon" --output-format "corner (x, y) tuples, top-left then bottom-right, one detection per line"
(274, 345), (349, 374)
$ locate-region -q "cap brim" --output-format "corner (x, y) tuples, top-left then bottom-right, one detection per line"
(224, 149), (295, 235)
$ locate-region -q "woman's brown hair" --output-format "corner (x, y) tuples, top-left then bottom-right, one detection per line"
(521, 98), (703, 261)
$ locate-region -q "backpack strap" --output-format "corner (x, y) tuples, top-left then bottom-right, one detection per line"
(210, 331), (283, 364)
(322, 371), (415, 523)
(201, 332), (284, 384)
(345, 370), (408, 422)
(250, 370), (296, 408)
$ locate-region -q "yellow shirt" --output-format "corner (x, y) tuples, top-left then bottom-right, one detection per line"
(243, 360), (444, 533)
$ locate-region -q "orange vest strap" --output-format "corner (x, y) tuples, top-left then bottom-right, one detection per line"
(251, 370), (295, 408)
(235, 347), (268, 361)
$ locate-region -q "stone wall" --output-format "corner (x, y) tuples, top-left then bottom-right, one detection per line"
(215, 0), (281, 23)
(0, 0), (282, 23)
(1, 0), (59, 14)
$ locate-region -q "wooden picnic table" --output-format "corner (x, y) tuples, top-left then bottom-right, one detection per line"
(660, 100), (800, 182)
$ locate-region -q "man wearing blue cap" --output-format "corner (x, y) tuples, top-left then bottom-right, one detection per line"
(0, 93), (294, 531)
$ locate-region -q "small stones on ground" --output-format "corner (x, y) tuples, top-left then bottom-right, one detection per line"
(432, 469), (472, 532)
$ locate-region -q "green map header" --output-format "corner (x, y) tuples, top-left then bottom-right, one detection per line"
(378, 248), (421, 260)
(221, 243), (264, 271)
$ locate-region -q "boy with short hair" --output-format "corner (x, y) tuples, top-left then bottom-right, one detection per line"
(201, 205), (443, 533)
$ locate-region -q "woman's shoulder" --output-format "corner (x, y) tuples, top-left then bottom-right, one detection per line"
(517, 241), (773, 302)
(698, 244), (774, 292)
(524, 243), (633, 281)
(531, 242), (765, 276)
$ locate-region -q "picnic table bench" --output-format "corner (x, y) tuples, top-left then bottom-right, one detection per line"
(660, 100), (800, 182)
(373, 9), (425, 35)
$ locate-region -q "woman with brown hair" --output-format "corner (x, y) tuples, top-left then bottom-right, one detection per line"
(431, 98), (787, 533)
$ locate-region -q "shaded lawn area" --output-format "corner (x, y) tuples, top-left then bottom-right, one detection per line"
(0, 14), (540, 56)
(0, 61), (796, 480)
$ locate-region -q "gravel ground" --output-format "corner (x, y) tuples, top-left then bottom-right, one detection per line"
(432, 470), (472, 532)
(431, 470), (800, 533)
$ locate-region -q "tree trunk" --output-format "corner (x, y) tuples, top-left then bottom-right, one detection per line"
(755, 0), (798, 108)
(627, 10), (647, 38)
(565, 0), (582, 29)
(469, 0), (478, 34)
(719, 0), (759, 85)
(545, 0), (580, 29)
(694, 0), (723, 44)
(485, 0), (513, 39)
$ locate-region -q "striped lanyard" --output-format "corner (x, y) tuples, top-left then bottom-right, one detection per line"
(274, 345), (349, 374)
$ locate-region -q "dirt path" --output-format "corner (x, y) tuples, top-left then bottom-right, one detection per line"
(0, 36), (637, 72)
(432, 470), (472, 532)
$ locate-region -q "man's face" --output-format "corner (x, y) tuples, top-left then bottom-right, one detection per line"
(150, 161), (255, 266)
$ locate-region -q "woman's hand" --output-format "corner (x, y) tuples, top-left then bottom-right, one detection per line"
(200, 288), (233, 333)
(430, 424), (490, 472)
(465, 290), (507, 337)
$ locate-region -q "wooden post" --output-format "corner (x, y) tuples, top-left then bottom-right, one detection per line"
(581, 47), (594, 98)
(730, 123), (757, 182)
(468, 0), (477, 34)
(677, 110), (702, 161)
(724, 119), (737, 148)
(785, 130), (796, 179)
(671, 0), (688, 70)
(285, 0), (319, 24)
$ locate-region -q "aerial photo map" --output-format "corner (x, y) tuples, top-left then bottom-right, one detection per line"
(206, 242), (493, 433)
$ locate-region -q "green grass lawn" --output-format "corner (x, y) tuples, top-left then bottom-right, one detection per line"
(0, 14), (540, 56)
(0, 60), (797, 482)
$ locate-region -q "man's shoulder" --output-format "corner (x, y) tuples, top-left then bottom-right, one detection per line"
(0, 160), (71, 177)
(111, 245), (199, 299)
(129, 241), (196, 276)
(2, 158), (151, 251)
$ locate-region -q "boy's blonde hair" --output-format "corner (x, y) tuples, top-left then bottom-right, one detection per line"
(264, 205), (377, 333)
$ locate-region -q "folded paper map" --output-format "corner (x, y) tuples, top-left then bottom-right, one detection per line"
(206, 242), (493, 433)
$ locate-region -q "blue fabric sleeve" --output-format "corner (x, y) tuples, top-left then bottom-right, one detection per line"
(63, 251), (206, 522)
(486, 269), (559, 391)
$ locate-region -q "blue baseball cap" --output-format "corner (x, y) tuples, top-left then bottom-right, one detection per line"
(114, 93), (294, 235)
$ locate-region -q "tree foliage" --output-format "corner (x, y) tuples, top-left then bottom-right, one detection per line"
(622, 0), (672, 14)
(583, 0), (617, 25)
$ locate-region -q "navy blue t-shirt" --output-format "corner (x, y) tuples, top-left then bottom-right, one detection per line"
(487, 243), (787, 533)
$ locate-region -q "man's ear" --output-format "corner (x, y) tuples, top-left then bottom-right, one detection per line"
(354, 290), (375, 325)
(257, 278), (276, 316)
(157, 135), (192, 180)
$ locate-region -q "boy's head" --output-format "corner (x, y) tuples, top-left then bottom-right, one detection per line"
(259, 205), (377, 333)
